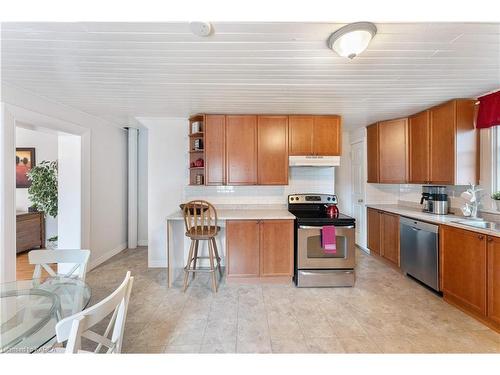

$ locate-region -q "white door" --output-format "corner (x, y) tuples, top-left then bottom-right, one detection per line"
(350, 141), (366, 248)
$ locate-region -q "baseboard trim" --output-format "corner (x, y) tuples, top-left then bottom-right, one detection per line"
(88, 242), (127, 271)
(138, 239), (148, 246)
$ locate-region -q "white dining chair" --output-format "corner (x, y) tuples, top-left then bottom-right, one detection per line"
(53, 271), (134, 354)
(29, 249), (91, 281)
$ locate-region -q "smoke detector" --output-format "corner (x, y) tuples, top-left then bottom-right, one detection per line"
(190, 22), (213, 37)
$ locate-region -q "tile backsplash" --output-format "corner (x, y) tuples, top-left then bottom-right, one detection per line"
(185, 166), (335, 204)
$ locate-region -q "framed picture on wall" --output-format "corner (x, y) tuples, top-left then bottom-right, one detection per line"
(16, 147), (36, 188)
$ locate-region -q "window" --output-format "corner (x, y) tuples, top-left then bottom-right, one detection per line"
(494, 127), (500, 193)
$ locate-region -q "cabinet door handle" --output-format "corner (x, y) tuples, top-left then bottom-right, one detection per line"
(478, 235), (484, 240)
(487, 237), (493, 242)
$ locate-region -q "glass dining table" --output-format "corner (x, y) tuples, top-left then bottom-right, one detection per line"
(0, 277), (91, 353)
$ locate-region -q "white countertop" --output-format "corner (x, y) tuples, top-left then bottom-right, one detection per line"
(166, 204), (295, 221)
(367, 204), (500, 238)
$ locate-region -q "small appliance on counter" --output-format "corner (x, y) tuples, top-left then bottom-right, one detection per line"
(420, 185), (449, 215)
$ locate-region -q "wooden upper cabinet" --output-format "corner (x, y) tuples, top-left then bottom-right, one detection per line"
(378, 118), (408, 183)
(204, 115), (226, 185)
(366, 123), (379, 183)
(313, 116), (342, 156)
(226, 220), (260, 277)
(367, 208), (381, 255)
(429, 99), (477, 185)
(225, 115), (258, 185)
(260, 220), (293, 276)
(429, 102), (455, 184)
(289, 116), (314, 155)
(408, 111), (430, 184)
(441, 225), (487, 316)
(257, 116), (289, 185)
(380, 212), (400, 266)
(488, 236), (500, 326)
(289, 115), (341, 156)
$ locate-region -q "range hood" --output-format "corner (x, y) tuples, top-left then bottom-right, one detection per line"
(289, 156), (341, 167)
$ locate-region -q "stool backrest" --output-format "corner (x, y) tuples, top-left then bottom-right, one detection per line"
(182, 200), (218, 235)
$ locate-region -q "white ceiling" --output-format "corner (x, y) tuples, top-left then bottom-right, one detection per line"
(1, 22), (499, 128)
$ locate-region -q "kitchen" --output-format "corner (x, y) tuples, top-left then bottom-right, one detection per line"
(1, 13), (500, 359)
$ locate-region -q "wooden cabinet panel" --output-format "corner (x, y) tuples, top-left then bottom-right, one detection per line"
(204, 115), (225, 185)
(257, 116), (289, 185)
(378, 118), (408, 183)
(16, 212), (45, 253)
(429, 101), (455, 184)
(289, 116), (313, 156)
(226, 220), (260, 277)
(380, 212), (399, 265)
(260, 220), (293, 276)
(367, 208), (381, 255)
(441, 225), (487, 316)
(313, 116), (342, 156)
(408, 111), (430, 184)
(455, 99), (478, 185)
(226, 115), (257, 185)
(366, 123), (379, 183)
(488, 236), (500, 325)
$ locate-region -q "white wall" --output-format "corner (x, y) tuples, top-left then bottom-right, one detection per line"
(2, 84), (128, 271)
(0, 104), (17, 282)
(58, 134), (82, 249)
(138, 127), (148, 246)
(15, 126), (58, 239)
(138, 117), (186, 267)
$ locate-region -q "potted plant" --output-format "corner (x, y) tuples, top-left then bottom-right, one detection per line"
(492, 191), (500, 211)
(27, 160), (58, 249)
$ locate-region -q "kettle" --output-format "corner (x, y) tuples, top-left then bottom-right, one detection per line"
(325, 204), (339, 218)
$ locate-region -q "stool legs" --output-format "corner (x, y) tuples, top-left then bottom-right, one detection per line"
(211, 238), (223, 279)
(207, 239), (217, 293)
(192, 240), (199, 280)
(183, 240), (195, 292)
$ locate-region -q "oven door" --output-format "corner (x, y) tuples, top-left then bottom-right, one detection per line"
(297, 224), (355, 269)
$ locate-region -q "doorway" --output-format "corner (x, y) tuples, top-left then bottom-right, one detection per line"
(14, 123), (83, 280)
(350, 140), (367, 249)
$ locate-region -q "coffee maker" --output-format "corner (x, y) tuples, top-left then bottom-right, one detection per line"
(421, 186), (449, 215)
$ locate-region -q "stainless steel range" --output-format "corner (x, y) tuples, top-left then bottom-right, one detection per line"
(288, 194), (356, 287)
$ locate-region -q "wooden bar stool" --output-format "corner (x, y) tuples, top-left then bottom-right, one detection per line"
(182, 200), (223, 293)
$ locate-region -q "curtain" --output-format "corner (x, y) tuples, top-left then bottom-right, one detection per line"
(476, 90), (500, 129)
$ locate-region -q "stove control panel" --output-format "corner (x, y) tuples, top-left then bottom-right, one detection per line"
(288, 194), (337, 204)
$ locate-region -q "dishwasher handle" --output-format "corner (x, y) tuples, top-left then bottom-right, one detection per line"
(399, 216), (439, 234)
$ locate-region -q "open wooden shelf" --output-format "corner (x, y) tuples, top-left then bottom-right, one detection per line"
(189, 114), (205, 185)
(189, 132), (204, 138)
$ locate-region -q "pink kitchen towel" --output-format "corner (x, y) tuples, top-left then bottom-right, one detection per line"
(321, 225), (337, 254)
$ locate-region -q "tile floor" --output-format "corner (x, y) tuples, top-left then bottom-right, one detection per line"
(85, 247), (500, 353)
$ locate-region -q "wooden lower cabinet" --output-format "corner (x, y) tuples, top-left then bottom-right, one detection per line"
(226, 219), (293, 278)
(380, 212), (400, 266)
(260, 220), (293, 276)
(367, 208), (381, 255)
(487, 236), (500, 326)
(226, 220), (260, 277)
(441, 225), (487, 317)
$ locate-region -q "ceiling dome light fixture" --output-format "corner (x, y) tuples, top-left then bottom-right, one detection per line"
(190, 21), (213, 37)
(327, 22), (377, 59)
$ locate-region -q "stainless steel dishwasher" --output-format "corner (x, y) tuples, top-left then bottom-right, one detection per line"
(400, 217), (440, 292)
